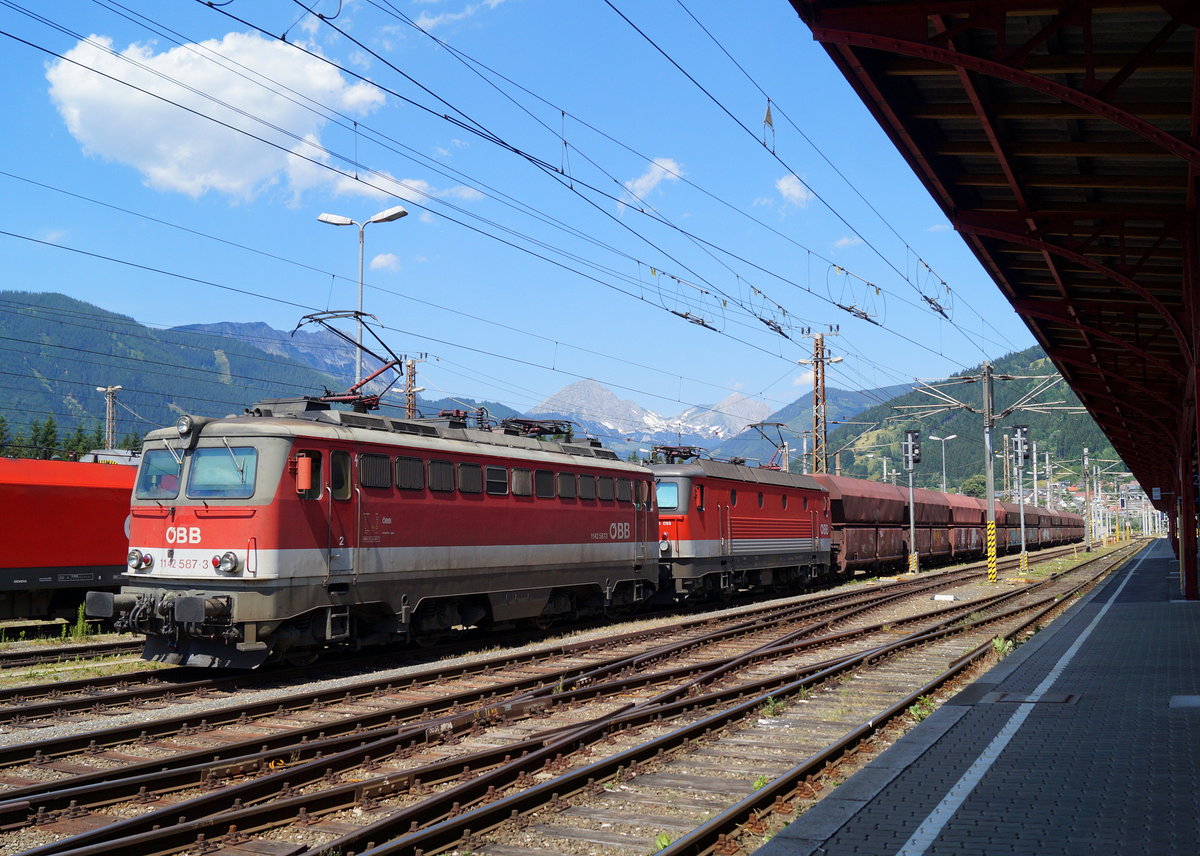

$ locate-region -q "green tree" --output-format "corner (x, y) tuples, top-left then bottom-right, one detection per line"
(29, 416), (58, 458)
(959, 473), (987, 498)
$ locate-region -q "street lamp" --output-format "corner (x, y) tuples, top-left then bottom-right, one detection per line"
(928, 434), (957, 493)
(317, 205), (408, 386)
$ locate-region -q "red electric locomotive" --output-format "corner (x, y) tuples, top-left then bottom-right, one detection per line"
(652, 454), (833, 598)
(87, 400), (659, 667)
(0, 454), (136, 618)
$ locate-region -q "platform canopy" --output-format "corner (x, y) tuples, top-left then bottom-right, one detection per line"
(787, 0), (1199, 513)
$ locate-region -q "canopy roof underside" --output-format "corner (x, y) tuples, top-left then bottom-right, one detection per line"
(789, 0), (1200, 505)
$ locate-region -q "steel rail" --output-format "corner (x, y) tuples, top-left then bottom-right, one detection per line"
(25, 546), (1114, 856)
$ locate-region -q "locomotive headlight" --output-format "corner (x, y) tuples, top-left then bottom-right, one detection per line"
(126, 549), (152, 570)
(659, 538), (671, 554)
(213, 551), (240, 573)
(176, 414), (194, 438)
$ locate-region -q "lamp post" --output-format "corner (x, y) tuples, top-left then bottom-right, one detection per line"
(928, 433), (957, 493)
(317, 205), (408, 386)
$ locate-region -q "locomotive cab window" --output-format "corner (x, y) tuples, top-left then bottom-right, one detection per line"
(135, 448), (183, 500)
(616, 478), (632, 503)
(655, 480), (680, 511)
(187, 446), (258, 500)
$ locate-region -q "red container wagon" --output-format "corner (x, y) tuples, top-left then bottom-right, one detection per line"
(88, 400), (659, 668)
(0, 455), (136, 618)
(653, 459), (833, 598)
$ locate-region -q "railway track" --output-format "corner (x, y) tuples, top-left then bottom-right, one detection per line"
(0, 541), (1124, 856)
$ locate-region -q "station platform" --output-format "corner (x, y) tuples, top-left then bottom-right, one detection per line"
(755, 537), (1200, 856)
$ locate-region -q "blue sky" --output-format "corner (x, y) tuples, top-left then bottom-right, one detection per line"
(0, 0), (1037, 420)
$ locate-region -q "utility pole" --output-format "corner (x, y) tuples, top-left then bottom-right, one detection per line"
(982, 363), (998, 582)
(403, 354), (427, 419)
(1083, 446), (1091, 552)
(1031, 441), (1039, 506)
(799, 329), (841, 474)
(96, 385), (122, 449)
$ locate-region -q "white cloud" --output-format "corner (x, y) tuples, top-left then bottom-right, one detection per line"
(621, 158), (683, 209)
(46, 31), (385, 201)
(370, 253), (401, 271)
(776, 174), (813, 207)
(792, 369), (816, 388)
(927, 223), (952, 232)
(414, 0), (509, 31)
(834, 236), (864, 248)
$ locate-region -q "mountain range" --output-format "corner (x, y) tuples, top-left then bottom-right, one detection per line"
(0, 292), (1120, 489)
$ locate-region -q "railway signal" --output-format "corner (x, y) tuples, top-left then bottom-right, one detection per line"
(1012, 425), (1030, 571)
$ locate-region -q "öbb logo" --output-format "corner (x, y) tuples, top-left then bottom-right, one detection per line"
(609, 522), (630, 540)
(165, 526), (202, 544)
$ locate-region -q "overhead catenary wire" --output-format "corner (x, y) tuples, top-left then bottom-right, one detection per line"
(0, 0), (1003, 427)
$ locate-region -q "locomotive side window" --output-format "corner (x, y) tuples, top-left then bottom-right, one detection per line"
(656, 480), (679, 510)
(428, 460), (454, 492)
(757, 492), (764, 508)
(331, 450), (351, 500)
(512, 468), (532, 496)
(803, 496), (809, 510)
(297, 450), (322, 500)
(458, 463), (483, 494)
(486, 466), (509, 495)
(135, 449), (183, 499)
(534, 469), (555, 498)
(557, 472), (577, 499)
(782, 495), (788, 510)
(730, 489), (737, 506)
(359, 454), (391, 489)
(616, 478), (632, 503)
(395, 456), (425, 490)
(188, 447), (258, 500)
(578, 474), (596, 500)
(598, 476), (615, 501)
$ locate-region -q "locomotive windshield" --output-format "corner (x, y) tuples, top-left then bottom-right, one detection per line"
(187, 446), (258, 499)
(135, 449), (183, 499)
(656, 480), (680, 511)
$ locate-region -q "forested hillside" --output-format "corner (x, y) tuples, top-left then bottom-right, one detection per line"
(827, 346), (1120, 493)
(0, 292), (515, 456)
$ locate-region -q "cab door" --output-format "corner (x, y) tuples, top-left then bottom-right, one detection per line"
(327, 449), (355, 577)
